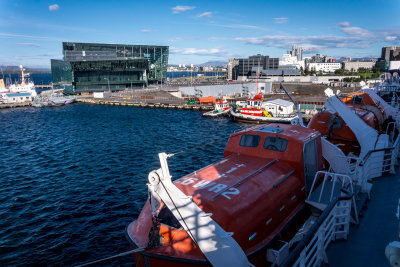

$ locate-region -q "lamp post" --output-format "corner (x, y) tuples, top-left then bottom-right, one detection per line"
(104, 77), (111, 93)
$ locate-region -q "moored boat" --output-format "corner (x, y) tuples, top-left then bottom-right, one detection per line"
(203, 98), (230, 117)
(230, 91), (299, 124)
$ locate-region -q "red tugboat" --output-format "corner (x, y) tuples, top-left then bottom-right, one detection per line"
(126, 124), (323, 266)
(239, 92), (265, 116)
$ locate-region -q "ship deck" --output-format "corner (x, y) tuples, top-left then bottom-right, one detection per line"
(326, 172), (400, 266)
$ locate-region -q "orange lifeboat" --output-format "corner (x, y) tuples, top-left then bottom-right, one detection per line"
(198, 96), (216, 105)
(308, 92), (387, 156)
(126, 124), (323, 266)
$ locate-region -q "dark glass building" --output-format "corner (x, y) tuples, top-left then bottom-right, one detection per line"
(51, 42), (169, 94)
(232, 55), (279, 80)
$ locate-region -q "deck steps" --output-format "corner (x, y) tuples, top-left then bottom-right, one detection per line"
(306, 180), (342, 211)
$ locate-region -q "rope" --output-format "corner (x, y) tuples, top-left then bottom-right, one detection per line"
(170, 136), (229, 157)
(75, 247), (144, 267)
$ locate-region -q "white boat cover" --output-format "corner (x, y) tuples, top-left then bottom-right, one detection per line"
(147, 153), (251, 267)
(324, 89), (378, 158)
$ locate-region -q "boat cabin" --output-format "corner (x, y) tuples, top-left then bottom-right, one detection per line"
(262, 99), (294, 116)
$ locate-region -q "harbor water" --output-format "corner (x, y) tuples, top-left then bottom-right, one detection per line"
(0, 104), (249, 265)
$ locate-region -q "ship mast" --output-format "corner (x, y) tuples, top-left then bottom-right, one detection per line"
(20, 65), (26, 85)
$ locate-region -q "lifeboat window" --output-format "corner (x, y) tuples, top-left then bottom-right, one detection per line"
(239, 134), (260, 147)
(328, 116), (343, 130)
(158, 205), (182, 229)
(264, 137), (288, 152)
(352, 95), (364, 104)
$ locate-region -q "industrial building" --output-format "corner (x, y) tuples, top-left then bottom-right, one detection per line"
(179, 82), (272, 98)
(376, 46), (400, 71)
(51, 42), (169, 94)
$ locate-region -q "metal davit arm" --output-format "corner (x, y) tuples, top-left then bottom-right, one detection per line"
(147, 152), (252, 267)
(324, 89), (378, 158)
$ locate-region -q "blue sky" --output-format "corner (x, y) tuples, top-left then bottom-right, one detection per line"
(0, 0), (399, 67)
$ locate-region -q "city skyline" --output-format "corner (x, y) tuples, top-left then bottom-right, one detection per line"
(0, 0), (399, 67)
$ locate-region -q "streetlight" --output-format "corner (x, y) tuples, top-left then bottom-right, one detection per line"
(104, 77), (111, 92)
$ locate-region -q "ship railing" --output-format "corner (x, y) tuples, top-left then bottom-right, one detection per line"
(282, 195), (352, 267)
(307, 171), (354, 205)
(360, 146), (396, 179)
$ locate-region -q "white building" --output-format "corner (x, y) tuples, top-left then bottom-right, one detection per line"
(308, 62), (341, 73)
(0, 92), (32, 103)
(389, 61), (400, 71)
(279, 54), (305, 70)
(263, 99), (294, 115)
(342, 61), (375, 71)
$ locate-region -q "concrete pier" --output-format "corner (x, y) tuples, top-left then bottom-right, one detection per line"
(76, 98), (214, 111)
(0, 102), (31, 109)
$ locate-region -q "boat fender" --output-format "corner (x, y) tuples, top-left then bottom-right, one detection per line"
(385, 241), (400, 267)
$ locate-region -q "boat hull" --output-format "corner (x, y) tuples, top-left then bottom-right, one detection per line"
(126, 202), (307, 267)
(202, 109), (230, 117)
(230, 110), (297, 124)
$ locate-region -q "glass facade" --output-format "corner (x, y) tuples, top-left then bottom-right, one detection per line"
(51, 42), (169, 94)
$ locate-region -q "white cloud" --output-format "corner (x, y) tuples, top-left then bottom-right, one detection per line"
(16, 43), (41, 47)
(341, 26), (373, 37)
(214, 24), (265, 30)
(167, 36), (201, 42)
(208, 37), (227, 42)
(141, 29), (152, 33)
(235, 34), (375, 50)
(48, 4), (59, 11)
(338, 22), (373, 37)
(197, 12), (213, 18)
(273, 17), (288, 24)
(170, 46), (226, 56)
(385, 36), (397, 41)
(0, 32), (55, 40)
(172, 5), (195, 14)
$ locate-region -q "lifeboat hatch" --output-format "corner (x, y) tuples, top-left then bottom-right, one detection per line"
(257, 126), (284, 133)
(303, 138), (319, 194)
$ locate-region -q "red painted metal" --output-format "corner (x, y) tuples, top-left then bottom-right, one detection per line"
(308, 92), (383, 156)
(126, 124), (323, 266)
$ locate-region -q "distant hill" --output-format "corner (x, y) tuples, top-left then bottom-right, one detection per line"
(335, 57), (378, 62)
(197, 61), (227, 67)
(0, 65), (51, 73)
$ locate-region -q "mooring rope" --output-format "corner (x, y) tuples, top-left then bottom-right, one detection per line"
(75, 247), (144, 267)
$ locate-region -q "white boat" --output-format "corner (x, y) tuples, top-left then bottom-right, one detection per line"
(32, 91), (76, 107)
(203, 98), (230, 117)
(231, 95), (298, 124)
(230, 109), (299, 124)
(0, 65), (37, 101)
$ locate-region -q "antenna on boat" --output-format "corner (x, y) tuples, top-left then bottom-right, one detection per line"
(279, 83), (305, 127)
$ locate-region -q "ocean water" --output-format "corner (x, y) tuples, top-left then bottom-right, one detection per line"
(0, 104), (250, 266)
